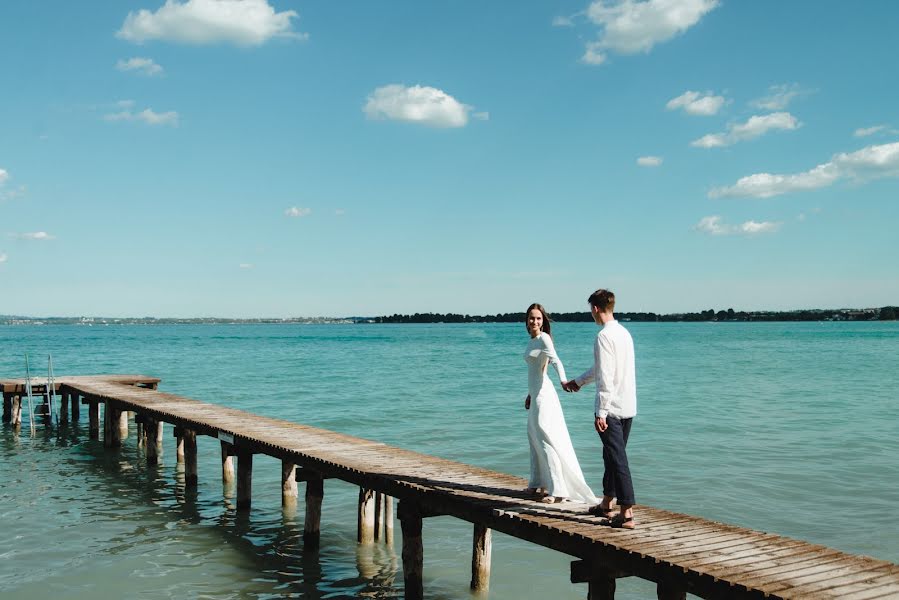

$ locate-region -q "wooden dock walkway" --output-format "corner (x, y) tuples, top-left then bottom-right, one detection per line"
(3, 374), (898, 599)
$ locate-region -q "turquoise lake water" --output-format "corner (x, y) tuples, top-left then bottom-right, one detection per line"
(2, 322), (898, 599)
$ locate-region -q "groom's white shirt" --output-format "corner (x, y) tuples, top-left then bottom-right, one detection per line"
(574, 319), (637, 419)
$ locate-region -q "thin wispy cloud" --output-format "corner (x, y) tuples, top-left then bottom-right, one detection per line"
(637, 156), (663, 167)
(116, 57), (164, 76)
(15, 231), (56, 240)
(364, 84), (480, 128)
(580, 0), (719, 65)
(666, 90), (726, 116)
(750, 83), (808, 110)
(692, 112), (800, 148)
(552, 15), (575, 27)
(0, 169), (8, 185)
(104, 107), (179, 126)
(285, 207), (311, 218)
(0, 253), (7, 263)
(239, 263), (254, 269)
(695, 215), (782, 236)
(710, 141), (899, 199)
(335, 209), (346, 216)
(854, 125), (886, 138)
(117, 0), (306, 46)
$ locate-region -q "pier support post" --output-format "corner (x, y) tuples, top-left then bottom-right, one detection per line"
(2, 392), (10, 423)
(656, 581), (686, 600)
(374, 491), (383, 541)
(10, 395), (22, 428)
(281, 461), (297, 507)
(357, 487), (376, 544)
(59, 392), (69, 424)
(588, 576), (616, 600)
(71, 391), (80, 421)
(184, 429), (198, 488)
(118, 410), (129, 440)
(88, 399), (100, 439)
(303, 473), (324, 549)
(236, 449), (253, 511)
(144, 416), (161, 464)
(173, 427), (185, 463)
(399, 501), (424, 600)
(221, 441), (236, 485)
(384, 494), (394, 546)
(104, 403), (123, 448)
(470, 524), (492, 592)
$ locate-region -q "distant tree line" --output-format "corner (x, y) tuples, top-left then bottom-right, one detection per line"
(370, 307), (899, 324)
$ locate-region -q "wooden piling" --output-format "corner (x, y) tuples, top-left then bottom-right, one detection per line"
(303, 473), (324, 549)
(70, 391), (80, 421)
(173, 427), (185, 463)
(118, 409), (129, 440)
(88, 398), (100, 439)
(221, 441), (235, 485)
(281, 460), (297, 507)
(10, 395), (22, 428)
(183, 429), (198, 488)
(236, 449), (253, 511)
(144, 416), (161, 464)
(59, 391), (69, 424)
(2, 392), (10, 423)
(470, 524), (492, 592)
(399, 501), (424, 600)
(656, 581), (687, 600)
(384, 494), (394, 546)
(357, 487), (376, 544)
(104, 403), (123, 448)
(374, 491), (383, 541)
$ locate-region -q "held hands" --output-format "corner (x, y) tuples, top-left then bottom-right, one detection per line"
(561, 380), (581, 393)
(594, 416), (608, 434)
(525, 395), (531, 410)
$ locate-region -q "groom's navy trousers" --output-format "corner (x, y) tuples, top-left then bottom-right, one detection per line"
(599, 415), (635, 506)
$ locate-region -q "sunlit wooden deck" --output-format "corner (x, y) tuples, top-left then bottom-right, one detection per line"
(3, 374), (897, 599)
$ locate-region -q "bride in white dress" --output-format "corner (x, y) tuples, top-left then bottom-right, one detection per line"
(524, 303), (597, 504)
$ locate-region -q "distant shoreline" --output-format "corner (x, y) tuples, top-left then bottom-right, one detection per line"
(3, 306), (897, 325)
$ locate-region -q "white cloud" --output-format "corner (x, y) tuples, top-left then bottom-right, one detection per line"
(17, 231), (55, 240)
(691, 112), (800, 148)
(117, 0), (305, 46)
(750, 83), (807, 110)
(335, 208), (346, 216)
(0, 253), (7, 263)
(239, 263), (253, 269)
(0, 169), (8, 185)
(364, 84), (478, 128)
(854, 125), (886, 138)
(0, 185), (27, 203)
(581, 0), (719, 65)
(637, 155), (663, 167)
(710, 141), (899, 199)
(285, 206), (311, 218)
(116, 57), (164, 76)
(666, 90), (725, 116)
(695, 215), (782, 236)
(104, 107), (179, 126)
(552, 15), (575, 27)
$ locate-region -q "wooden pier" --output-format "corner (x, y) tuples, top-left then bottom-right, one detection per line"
(3, 374), (898, 599)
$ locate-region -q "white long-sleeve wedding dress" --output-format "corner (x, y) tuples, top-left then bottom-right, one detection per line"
(525, 332), (597, 504)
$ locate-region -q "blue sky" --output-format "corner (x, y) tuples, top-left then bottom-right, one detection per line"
(1, 0), (897, 317)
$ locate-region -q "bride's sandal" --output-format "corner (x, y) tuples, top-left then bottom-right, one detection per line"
(539, 496), (558, 504)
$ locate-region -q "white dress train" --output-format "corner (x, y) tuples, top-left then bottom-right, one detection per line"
(525, 332), (597, 504)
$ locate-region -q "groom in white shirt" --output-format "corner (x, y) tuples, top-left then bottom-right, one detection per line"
(563, 289), (637, 528)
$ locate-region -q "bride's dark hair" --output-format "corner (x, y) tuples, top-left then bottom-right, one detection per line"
(525, 303), (552, 335)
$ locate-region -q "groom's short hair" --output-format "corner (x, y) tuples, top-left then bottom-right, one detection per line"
(588, 289), (615, 312)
